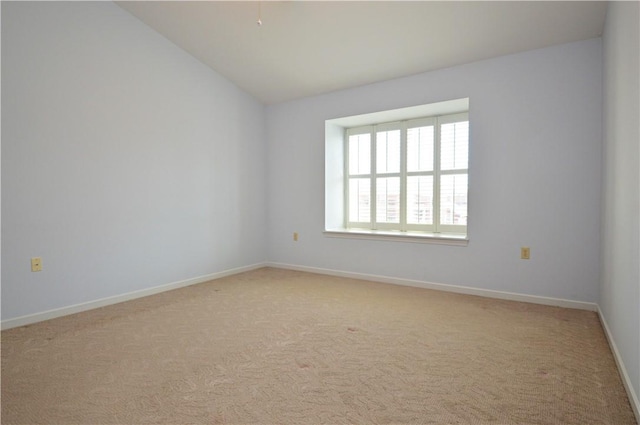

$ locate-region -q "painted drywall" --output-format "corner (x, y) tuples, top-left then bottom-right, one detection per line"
(601, 0), (640, 407)
(1, 2), (267, 321)
(267, 38), (603, 303)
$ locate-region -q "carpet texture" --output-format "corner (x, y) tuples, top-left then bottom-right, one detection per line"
(1, 267), (636, 424)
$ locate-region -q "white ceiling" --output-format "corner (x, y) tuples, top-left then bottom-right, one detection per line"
(116, 1), (607, 104)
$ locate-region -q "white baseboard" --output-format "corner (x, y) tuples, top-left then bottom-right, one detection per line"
(1, 262), (267, 330)
(3, 261), (597, 331)
(598, 307), (640, 422)
(267, 262), (598, 311)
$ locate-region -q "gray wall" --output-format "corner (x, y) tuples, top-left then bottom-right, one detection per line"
(1, 2), (267, 320)
(601, 0), (640, 408)
(267, 38), (603, 304)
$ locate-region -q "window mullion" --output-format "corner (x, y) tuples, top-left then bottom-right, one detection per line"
(433, 117), (441, 233)
(440, 169), (469, 175)
(344, 129), (350, 229)
(400, 121), (407, 232)
(370, 127), (377, 230)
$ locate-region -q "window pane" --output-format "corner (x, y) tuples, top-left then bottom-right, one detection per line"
(440, 174), (468, 225)
(376, 129), (400, 173)
(376, 177), (400, 223)
(407, 176), (433, 225)
(348, 133), (371, 175)
(407, 126), (434, 172)
(349, 178), (371, 222)
(440, 121), (469, 171)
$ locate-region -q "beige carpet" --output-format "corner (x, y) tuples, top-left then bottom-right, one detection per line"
(1, 267), (636, 424)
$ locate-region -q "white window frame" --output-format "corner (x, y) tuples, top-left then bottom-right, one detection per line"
(324, 98), (469, 245)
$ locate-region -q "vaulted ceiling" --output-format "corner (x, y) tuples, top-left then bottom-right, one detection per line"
(116, 1), (607, 104)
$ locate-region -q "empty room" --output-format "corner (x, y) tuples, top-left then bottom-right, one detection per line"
(1, 1), (639, 424)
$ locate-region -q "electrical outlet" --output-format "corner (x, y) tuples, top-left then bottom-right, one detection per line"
(293, 232), (299, 242)
(521, 247), (530, 260)
(31, 257), (43, 272)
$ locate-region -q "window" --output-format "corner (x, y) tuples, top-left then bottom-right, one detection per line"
(325, 99), (469, 243)
(345, 113), (468, 235)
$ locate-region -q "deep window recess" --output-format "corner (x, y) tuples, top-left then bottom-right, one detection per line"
(344, 112), (469, 236)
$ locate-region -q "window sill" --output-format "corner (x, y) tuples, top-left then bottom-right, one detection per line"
(323, 229), (468, 246)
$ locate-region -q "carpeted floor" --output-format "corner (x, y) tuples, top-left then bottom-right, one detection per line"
(1, 267), (637, 424)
